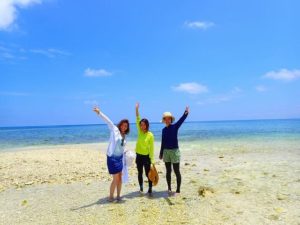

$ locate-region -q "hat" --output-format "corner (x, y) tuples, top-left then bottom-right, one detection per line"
(148, 165), (159, 186)
(161, 112), (175, 123)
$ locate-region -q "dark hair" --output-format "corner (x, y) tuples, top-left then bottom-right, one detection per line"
(117, 119), (130, 135)
(139, 118), (149, 131)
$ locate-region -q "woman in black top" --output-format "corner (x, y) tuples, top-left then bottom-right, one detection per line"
(159, 106), (189, 196)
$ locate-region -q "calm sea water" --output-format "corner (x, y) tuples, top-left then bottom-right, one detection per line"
(0, 119), (299, 150)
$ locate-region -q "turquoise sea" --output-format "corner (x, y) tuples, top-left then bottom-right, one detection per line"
(0, 119), (300, 151)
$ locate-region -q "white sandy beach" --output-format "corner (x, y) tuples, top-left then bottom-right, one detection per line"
(0, 141), (300, 225)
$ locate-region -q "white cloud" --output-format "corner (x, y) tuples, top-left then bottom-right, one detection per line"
(173, 82), (208, 94)
(184, 21), (215, 30)
(197, 86), (242, 105)
(231, 87), (242, 94)
(0, 45), (10, 51)
(30, 48), (70, 58)
(47, 48), (70, 56)
(197, 95), (231, 105)
(255, 85), (267, 92)
(0, 91), (30, 96)
(1, 52), (14, 59)
(84, 100), (99, 105)
(197, 95), (233, 105)
(0, 44), (69, 61)
(0, 0), (41, 31)
(84, 68), (112, 77)
(263, 69), (300, 81)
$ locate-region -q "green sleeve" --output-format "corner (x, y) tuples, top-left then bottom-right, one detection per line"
(136, 115), (141, 134)
(149, 134), (155, 164)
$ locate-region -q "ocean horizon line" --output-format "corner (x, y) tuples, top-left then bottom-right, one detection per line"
(1, 117), (299, 129)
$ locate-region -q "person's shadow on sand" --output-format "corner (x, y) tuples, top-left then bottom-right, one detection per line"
(71, 190), (170, 211)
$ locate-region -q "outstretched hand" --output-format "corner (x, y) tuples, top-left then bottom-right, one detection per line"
(93, 107), (100, 115)
(135, 102), (140, 117)
(185, 106), (190, 114)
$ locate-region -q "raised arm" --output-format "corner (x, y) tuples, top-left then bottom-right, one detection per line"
(175, 106), (190, 129)
(135, 102), (140, 117)
(135, 103), (141, 134)
(93, 107), (115, 131)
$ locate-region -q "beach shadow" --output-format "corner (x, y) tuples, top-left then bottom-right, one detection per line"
(123, 190), (169, 200)
(71, 190), (170, 211)
(70, 197), (113, 211)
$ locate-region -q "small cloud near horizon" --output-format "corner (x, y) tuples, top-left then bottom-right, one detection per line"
(173, 82), (208, 94)
(197, 95), (231, 105)
(263, 69), (300, 81)
(184, 21), (215, 30)
(84, 68), (113, 77)
(197, 87), (242, 105)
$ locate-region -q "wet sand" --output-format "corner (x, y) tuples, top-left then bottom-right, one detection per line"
(0, 141), (300, 225)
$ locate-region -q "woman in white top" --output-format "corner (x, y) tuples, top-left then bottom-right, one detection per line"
(93, 107), (130, 202)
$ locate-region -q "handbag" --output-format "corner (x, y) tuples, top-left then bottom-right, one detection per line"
(124, 149), (135, 167)
(148, 165), (159, 186)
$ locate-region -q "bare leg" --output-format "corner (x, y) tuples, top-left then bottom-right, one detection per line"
(116, 172), (122, 199)
(109, 174), (117, 201)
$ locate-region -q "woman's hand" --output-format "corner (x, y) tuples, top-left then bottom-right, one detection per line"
(93, 107), (100, 115)
(185, 106), (190, 114)
(135, 102), (140, 117)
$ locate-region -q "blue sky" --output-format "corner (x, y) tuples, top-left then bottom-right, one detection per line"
(0, 0), (299, 126)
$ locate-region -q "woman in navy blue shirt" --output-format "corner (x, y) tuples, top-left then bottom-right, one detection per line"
(159, 106), (189, 196)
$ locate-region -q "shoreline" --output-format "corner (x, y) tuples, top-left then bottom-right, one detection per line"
(0, 137), (300, 154)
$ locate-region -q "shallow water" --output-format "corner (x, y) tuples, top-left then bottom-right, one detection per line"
(0, 119), (299, 151)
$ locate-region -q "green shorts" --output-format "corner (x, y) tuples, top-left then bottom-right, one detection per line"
(163, 149), (181, 163)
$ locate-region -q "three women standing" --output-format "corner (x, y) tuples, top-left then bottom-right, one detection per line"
(94, 104), (189, 200)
